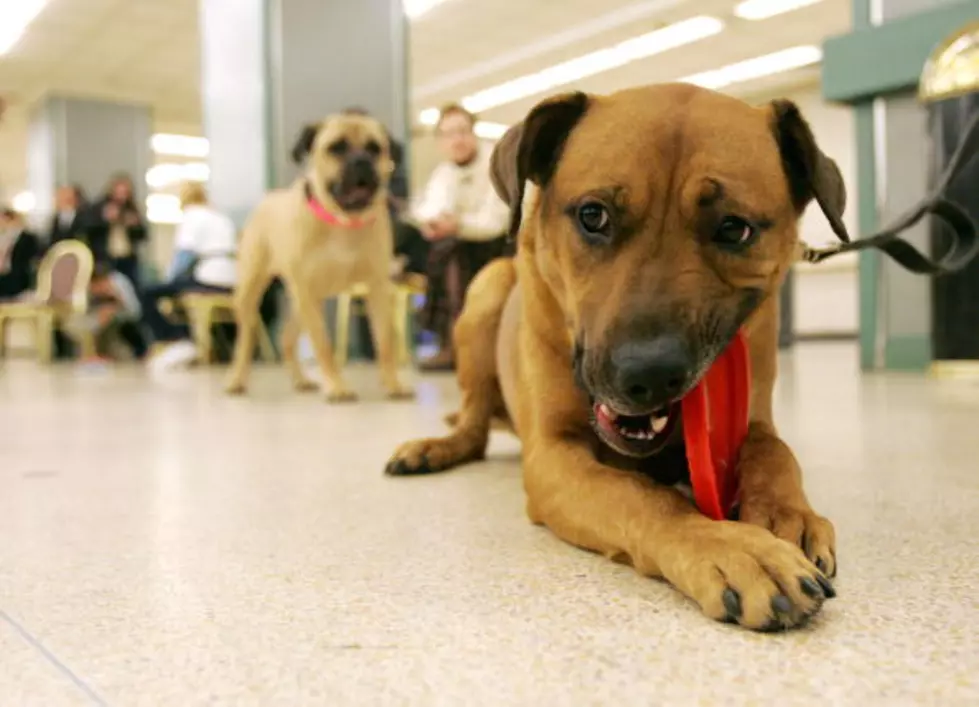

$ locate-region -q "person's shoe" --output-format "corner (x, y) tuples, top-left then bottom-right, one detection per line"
(419, 348), (455, 372)
(148, 340), (198, 374)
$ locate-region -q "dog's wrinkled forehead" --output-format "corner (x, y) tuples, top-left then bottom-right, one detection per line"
(554, 87), (791, 208)
(315, 115), (389, 152)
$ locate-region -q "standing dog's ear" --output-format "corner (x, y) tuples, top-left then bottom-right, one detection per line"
(291, 122), (322, 165)
(771, 99), (850, 242)
(490, 92), (590, 240)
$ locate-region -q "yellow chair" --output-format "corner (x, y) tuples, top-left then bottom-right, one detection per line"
(179, 291), (277, 364)
(334, 275), (427, 367)
(0, 240), (94, 362)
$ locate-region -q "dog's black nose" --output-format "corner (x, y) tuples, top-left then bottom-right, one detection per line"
(610, 336), (691, 409)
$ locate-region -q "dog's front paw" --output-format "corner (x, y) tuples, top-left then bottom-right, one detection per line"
(225, 381), (247, 396)
(326, 389), (359, 404)
(665, 520), (835, 631)
(739, 498), (837, 577)
(385, 385), (415, 401)
(293, 378), (319, 393)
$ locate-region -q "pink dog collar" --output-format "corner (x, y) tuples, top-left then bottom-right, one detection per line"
(305, 184), (375, 229)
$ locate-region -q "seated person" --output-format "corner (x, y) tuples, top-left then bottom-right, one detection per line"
(63, 261), (147, 361)
(410, 104), (510, 371)
(143, 182), (237, 371)
(0, 207), (42, 300)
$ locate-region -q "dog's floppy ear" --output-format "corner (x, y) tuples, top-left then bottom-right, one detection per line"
(770, 99), (850, 242)
(291, 122), (322, 165)
(490, 91), (590, 240)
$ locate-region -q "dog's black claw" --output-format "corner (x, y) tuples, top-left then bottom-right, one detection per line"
(722, 588), (742, 620)
(771, 594), (793, 615)
(815, 557), (827, 574)
(816, 573), (836, 598)
(800, 576), (823, 598)
(759, 617), (788, 633)
(384, 456), (436, 476)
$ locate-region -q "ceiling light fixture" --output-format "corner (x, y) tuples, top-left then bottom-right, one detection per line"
(146, 194), (182, 225)
(424, 15), (724, 117)
(151, 134), (209, 158)
(680, 45), (823, 90)
(0, 0), (47, 55)
(12, 191), (36, 214)
(733, 0), (823, 21)
(146, 163), (211, 189)
(405, 0), (455, 20)
(416, 112), (510, 141)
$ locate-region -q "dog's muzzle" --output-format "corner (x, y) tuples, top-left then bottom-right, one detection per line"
(331, 153), (379, 211)
(577, 335), (695, 458)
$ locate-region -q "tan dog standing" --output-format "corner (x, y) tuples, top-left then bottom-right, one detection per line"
(226, 114), (413, 402)
(387, 84), (840, 631)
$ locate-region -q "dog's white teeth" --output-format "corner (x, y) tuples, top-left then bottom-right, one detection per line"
(651, 416), (669, 434)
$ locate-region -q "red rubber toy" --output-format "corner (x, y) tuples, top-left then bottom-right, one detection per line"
(681, 329), (751, 521)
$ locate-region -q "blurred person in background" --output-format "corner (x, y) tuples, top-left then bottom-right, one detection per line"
(0, 207), (42, 299)
(64, 260), (146, 363)
(87, 173), (147, 289)
(142, 182), (237, 372)
(48, 184), (90, 247)
(411, 103), (509, 371)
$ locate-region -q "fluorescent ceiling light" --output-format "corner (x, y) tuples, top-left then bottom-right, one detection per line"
(12, 191), (36, 214)
(473, 122), (509, 140)
(418, 108), (441, 126)
(444, 15), (723, 114)
(146, 194), (182, 225)
(680, 45), (823, 90)
(405, 0), (454, 20)
(0, 0), (47, 55)
(146, 162), (210, 189)
(734, 0), (823, 20)
(151, 134), (209, 158)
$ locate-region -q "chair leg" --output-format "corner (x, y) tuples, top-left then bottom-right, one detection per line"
(198, 305), (215, 364)
(393, 288), (410, 365)
(0, 315), (6, 359)
(256, 321), (277, 362)
(335, 293), (352, 368)
(36, 312), (54, 364)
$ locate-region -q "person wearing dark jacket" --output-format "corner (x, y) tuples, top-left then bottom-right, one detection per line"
(48, 184), (90, 247)
(0, 208), (42, 299)
(86, 174), (148, 289)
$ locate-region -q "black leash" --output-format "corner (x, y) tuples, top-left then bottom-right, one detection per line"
(801, 111), (979, 275)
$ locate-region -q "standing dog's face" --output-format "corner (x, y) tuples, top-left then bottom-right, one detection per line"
(292, 114), (394, 213)
(491, 84), (848, 458)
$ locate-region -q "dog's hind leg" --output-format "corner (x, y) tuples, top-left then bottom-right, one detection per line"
(226, 228), (272, 395)
(386, 258), (516, 475)
(280, 312), (318, 392)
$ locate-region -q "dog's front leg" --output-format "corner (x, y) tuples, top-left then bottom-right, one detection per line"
(286, 281), (356, 403)
(736, 423), (837, 576)
(524, 436), (834, 630)
(737, 297), (837, 575)
(365, 279), (414, 400)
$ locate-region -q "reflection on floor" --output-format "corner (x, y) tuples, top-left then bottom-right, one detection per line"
(1, 344), (977, 705)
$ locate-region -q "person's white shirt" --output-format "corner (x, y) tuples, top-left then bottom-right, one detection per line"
(174, 204), (237, 288)
(411, 145), (510, 242)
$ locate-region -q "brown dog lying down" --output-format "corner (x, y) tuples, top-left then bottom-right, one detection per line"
(387, 83), (840, 631)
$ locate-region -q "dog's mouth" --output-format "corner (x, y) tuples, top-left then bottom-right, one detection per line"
(591, 400), (681, 458)
(330, 182), (378, 212)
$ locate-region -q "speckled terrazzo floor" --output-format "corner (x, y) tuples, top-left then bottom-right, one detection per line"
(1, 343), (978, 706)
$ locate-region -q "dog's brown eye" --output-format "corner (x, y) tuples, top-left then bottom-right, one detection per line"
(714, 216), (758, 250)
(576, 202), (611, 240)
(328, 139), (350, 156)
(364, 140), (381, 157)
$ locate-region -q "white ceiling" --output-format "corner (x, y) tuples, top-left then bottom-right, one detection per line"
(0, 0), (852, 198)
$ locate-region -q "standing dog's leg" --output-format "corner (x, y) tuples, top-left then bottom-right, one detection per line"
(386, 260), (515, 475)
(285, 280), (356, 403)
(365, 278), (414, 400)
(280, 312), (318, 393)
(226, 230), (272, 395)
(737, 297), (837, 576)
